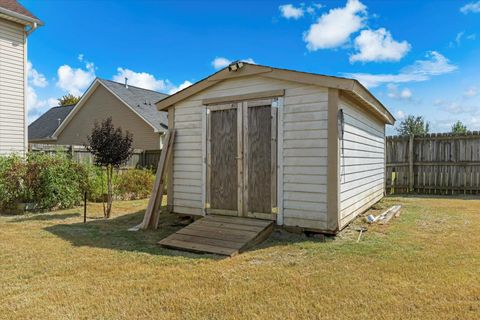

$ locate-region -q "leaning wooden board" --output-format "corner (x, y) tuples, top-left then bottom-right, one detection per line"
(158, 215), (274, 256)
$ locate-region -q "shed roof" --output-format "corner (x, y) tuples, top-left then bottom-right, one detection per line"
(156, 62), (395, 125)
(0, 0), (43, 25)
(28, 105), (75, 142)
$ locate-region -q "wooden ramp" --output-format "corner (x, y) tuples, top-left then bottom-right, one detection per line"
(158, 215), (274, 256)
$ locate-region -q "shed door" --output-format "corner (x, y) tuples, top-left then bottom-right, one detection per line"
(207, 103), (242, 216)
(206, 99), (277, 220)
(243, 100), (277, 220)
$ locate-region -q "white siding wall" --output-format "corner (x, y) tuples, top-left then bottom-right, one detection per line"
(172, 76), (329, 229)
(339, 97), (385, 228)
(0, 19), (26, 155)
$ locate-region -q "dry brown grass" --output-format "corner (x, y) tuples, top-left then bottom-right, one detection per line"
(1, 196), (480, 319)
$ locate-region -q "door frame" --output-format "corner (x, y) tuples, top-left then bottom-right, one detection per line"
(204, 97), (280, 220)
(205, 102), (243, 217)
(242, 99), (277, 220)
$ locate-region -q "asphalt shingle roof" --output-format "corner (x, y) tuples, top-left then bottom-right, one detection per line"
(0, 0), (40, 21)
(98, 79), (168, 132)
(28, 105), (75, 141)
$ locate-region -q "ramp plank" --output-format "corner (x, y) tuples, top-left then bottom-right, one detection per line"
(158, 215), (274, 256)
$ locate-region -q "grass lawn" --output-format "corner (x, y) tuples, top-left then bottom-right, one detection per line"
(1, 196), (480, 319)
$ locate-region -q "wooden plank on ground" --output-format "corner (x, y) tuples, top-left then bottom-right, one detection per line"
(207, 215), (272, 227)
(192, 219), (267, 232)
(158, 215), (274, 256)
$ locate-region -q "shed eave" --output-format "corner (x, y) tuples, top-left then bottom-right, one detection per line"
(155, 63), (394, 125)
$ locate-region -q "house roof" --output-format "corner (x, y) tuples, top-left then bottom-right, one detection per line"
(51, 78), (169, 140)
(156, 62), (395, 125)
(28, 104), (75, 142)
(0, 0), (43, 26)
(97, 79), (168, 132)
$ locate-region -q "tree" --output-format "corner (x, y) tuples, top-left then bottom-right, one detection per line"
(396, 115), (430, 136)
(451, 121), (467, 134)
(58, 93), (81, 106)
(87, 117), (133, 218)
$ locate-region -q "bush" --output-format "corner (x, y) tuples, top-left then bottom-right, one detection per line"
(0, 153), (155, 213)
(25, 153), (86, 210)
(115, 169), (154, 200)
(0, 153), (87, 211)
(83, 166), (154, 202)
(0, 155), (27, 209)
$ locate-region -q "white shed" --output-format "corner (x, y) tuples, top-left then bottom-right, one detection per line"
(156, 62), (394, 233)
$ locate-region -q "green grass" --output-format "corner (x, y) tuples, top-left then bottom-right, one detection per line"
(1, 196), (479, 319)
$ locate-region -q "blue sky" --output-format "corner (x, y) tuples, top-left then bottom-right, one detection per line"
(23, 0), (480, 134)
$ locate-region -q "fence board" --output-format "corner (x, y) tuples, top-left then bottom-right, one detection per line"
(29, 144), (161, 170)
(386, 133), (480, 194)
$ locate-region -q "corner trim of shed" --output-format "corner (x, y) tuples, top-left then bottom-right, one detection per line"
(327, 88), (340, 232)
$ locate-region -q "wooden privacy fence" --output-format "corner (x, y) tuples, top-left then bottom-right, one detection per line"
(29, 144), (161, 169)
(386, 133), (480, 194)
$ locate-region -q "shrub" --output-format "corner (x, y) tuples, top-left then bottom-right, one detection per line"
(115, 169), (154, 200)
(0, 155), (27, 209)
(25, 153), (86, 210)
(0, 153), (87, 212)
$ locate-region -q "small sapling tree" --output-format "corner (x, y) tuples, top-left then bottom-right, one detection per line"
(87, 117), (133, 218)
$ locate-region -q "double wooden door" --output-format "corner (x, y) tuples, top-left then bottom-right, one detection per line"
(206, 99), (277, 220)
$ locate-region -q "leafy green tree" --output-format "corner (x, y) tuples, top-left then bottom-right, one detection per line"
(396, 115), (430, 136)
(87, 117), (133, 218)
(58, 93), (81, 106)
(451, 121), (467, 134)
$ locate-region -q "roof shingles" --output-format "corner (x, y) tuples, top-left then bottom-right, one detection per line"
(0, 0), (40, 21)
(98, 79), (168, 132)
(28, 105), (75, 141)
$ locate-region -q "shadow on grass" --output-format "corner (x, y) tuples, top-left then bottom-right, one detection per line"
(44, 208), (223, 259)
(9, 212), (81, 223)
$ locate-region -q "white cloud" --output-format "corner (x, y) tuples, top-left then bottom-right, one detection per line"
(304, 0), (367, 50)
(466, 33), (476, 40)
(460, 1), (480, 14)
(464, 86), (478, 98)
(211, 57), (256, 70)
(113, 68), (168, 91)
(455, 31), (464, 46)
(212, 57), (231, 70)
(435, 99), (476, 114)
(112, 67), (192, 95)
(78, 53), (84, 62)
(56, 60), (96, 96)
(279, 4), (304, 19)
(168, 80), (193, 94)
(395, 110), (406, 120)
(344, 51), (457, 87)
(387, 84), (412, 100)
(26, 61), (56, 121)
(350, 28), (411, 63)
(27, 61), (48, 88)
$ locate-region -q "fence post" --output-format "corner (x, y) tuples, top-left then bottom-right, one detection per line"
(409, 134), (414, 192)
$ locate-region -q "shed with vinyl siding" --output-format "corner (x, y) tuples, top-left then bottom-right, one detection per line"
(156, 62), (395, 233)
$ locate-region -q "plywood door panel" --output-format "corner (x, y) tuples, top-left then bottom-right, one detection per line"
(245, 104), (275, 217)
(209, 105), (239, 212)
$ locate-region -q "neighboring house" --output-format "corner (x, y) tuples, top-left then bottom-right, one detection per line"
(28, 104), (75, 144)
(0, 0), (42, 155)
(29, 78), (169, 149)
(157, 62), (395, 233)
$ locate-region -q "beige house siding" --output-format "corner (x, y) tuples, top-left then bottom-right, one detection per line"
(0, 18), (26, 155)
(339, 96), (385, 229)
(56, 85), (161, 149)
(172, 76), (329, 229)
